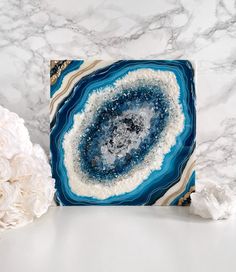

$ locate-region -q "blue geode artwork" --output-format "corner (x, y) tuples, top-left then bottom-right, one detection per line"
(50, 60), (196, 206)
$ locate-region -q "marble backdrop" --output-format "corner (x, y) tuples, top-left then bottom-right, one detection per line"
(0, 0), (235, 184)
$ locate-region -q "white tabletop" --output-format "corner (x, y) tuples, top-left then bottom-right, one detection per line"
(0, 206), (235, 272)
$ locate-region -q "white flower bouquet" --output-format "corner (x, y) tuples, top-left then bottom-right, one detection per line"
(0, 105), (55, 229)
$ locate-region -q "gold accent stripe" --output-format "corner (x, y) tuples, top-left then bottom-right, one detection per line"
(50, 60), (58, 70)
(50, 60), (102, 115)
(50, 60), (72, 85)
(178, 186), (195, 206)
(161, 159), (195, 205)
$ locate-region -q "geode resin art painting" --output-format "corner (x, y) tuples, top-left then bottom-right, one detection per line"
(50, 60), (196, 206)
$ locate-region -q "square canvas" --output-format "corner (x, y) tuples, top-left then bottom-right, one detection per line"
(50, 60), (196, 206)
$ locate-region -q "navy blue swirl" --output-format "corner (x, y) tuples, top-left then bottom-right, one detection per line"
(79, 86), (170, 181)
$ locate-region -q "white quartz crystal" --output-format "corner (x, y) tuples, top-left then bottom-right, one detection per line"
(0, 105), (55, 230)
(190, 180), (236, 220)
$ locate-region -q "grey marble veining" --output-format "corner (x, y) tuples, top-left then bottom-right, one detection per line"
(0, 0), (235, 183)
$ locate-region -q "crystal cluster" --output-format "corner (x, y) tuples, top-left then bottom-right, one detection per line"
(190, 180), (236, 220)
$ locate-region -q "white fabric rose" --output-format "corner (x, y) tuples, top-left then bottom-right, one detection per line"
(0, 182), (20, 210)
(10, 154), (36, 180)
(0, 128), (20, 159)
(20, 175), (55, 218)
(0, 105), (55, 230)
(0, 156), (11, 182)
(0, 107), (32, 159)
(31, 144), (52, 177)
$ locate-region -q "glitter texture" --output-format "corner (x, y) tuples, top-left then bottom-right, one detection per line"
(50, 60), (196, 205)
